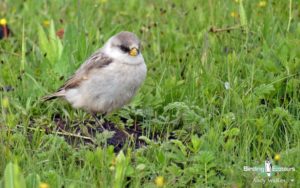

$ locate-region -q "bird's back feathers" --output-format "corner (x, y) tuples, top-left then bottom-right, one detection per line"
(42, 51), (112, 102)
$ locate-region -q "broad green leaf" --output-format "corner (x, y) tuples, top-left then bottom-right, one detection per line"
(25, 174), (41, 188)
(4, 162), (26, 188)
(239, 0), (247, 26)
(38, 20), (63, 65)
(114, 150), (128, 188)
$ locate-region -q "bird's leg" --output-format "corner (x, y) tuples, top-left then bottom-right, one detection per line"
(91, 113), (106, 131)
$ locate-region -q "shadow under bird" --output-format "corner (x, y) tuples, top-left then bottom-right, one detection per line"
(43, 31), (147, 129)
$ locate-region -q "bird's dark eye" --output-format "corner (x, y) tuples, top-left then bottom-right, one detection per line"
(119, 45), (130, 53)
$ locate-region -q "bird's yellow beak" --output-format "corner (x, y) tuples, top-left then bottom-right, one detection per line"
(129, 48), (138, 56)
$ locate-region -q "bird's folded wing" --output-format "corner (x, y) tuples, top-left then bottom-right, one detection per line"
(59, 51), (113, 90)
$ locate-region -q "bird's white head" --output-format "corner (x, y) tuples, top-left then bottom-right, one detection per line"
(103, 31), (144, 65)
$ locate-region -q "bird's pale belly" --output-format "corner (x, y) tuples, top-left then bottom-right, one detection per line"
(65, 62), (146, 114)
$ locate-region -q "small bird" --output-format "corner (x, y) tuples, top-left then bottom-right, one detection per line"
(43, 31), (147, 127)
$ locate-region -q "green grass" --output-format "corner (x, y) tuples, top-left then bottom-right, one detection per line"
(1, 0), (300, 187)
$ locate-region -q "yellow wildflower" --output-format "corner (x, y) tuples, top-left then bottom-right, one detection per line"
(258, 1), (267, 8)
(155, 176), (165, 187)
(274, 154), (280, 161)
(43, 20), (50, 27)
(2, 97), (9, 108)
(230, 11), (238, 18)
(0, 18), (7, 26)
(39, 183), (49, 188)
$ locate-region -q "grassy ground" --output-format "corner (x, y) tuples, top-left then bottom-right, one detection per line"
(1, 0), (300, 187)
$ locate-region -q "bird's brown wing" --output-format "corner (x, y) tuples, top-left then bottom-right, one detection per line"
(42, 50), (113, 101)
(60, 50), (113, 90)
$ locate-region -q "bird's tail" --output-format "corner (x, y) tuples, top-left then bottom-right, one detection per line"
(42, 91), (65, 101)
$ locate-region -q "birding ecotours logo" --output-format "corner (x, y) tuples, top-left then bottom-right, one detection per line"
(243, 157), (295, 177)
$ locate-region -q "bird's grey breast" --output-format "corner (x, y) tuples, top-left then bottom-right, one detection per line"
(109, 61), (146, 97)
(84, 60), (146, 113)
